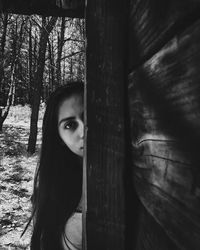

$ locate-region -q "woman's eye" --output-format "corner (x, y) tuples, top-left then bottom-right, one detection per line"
(64, 121), (78, 130)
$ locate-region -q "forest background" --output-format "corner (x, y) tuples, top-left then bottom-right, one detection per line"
(0, 13), (85, 250)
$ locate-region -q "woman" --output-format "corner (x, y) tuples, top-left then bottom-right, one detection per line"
(30, 81), (84, 250)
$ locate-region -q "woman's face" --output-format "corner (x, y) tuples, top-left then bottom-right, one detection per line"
(58, 93), (84, 157)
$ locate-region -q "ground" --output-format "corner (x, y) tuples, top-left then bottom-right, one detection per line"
(0, 105), (44, 250)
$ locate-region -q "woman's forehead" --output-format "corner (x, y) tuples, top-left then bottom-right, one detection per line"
(58, 94), (83, 119)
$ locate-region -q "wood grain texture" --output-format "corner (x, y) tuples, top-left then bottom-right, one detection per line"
(129, 18), (200, 249)
(129, 0), (200, 69)
(135, 178), (200, 250)
(85, 1), (130, 249)
(134, 203), (179, 250)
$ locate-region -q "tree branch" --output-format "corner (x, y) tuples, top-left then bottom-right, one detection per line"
(60, 50), (84, 60)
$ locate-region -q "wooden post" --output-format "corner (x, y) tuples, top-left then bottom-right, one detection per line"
(128, 1), (200, 249)
(85, 1), (130, 249)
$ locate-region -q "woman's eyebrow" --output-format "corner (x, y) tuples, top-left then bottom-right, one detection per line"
(58, 116), (75, 126)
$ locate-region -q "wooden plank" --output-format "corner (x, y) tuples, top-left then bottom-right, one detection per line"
(85, 0), (130, 249)
(129, 18), (200, 249)
(134, 137), (200, 215)
(134, 203), (179, 250)
(136, 134), (192, 165)
(129, 0), (200, 69)
(0, 0), (84, 17)
(135, 178), (200, 250)
(129, 18), (200, 159)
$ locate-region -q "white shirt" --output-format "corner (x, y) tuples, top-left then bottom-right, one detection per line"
(61, 212), (82, 250)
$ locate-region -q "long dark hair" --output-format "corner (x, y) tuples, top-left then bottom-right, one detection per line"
(30, 81), (84, 250)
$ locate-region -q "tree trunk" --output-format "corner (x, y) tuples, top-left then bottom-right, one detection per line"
(48, 37), (55, 93)
(63, 50), (66, 84)
(28, 20), (33, 105)
(0, 16), (18, 130)
(56, 17), (65, 87)
(11, 16), (27, 106)
(0, 13), (8, 88)
(0, 13), (8, 103)
(10, 67), (16, 106)
(27, 16), (58, 154)
(0, 71), (15, 131)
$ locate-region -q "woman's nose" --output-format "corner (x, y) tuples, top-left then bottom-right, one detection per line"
(79, 120), (84, 139)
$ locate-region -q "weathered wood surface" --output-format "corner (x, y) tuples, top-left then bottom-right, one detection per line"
(129, 0), (200, 69)
(134, 203), (179, 250)
(129, 18), (200, 249)
(85, 1), (130, 249)
(0, 0), (84, 17)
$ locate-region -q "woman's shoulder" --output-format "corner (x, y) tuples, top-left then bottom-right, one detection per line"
(61, 212), (82, 250)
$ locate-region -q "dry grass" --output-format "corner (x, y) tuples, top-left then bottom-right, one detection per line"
(5, 104), (45, 128)
(0, 105), (44, 250)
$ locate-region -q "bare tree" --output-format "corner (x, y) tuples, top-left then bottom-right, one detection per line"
(0, 13), (8, 93)
(0, 15), (28, 130)
(0, 84), (15, 131)
(56, 17), (66, 87)
(27, 16), (58, 154)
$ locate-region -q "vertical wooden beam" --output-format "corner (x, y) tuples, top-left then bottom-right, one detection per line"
(85, 1), (129, 249)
